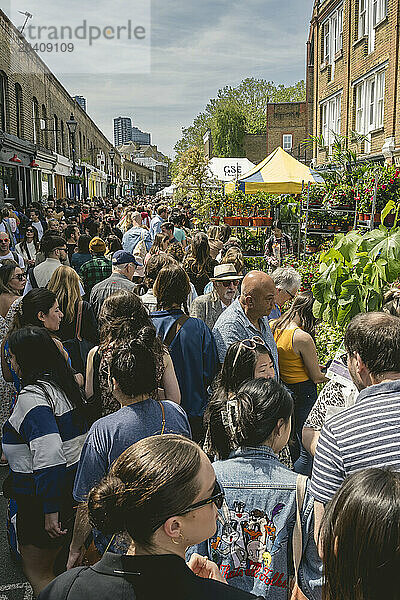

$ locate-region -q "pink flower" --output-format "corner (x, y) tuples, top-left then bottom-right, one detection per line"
(382, 184), (387, 190)
(390, 179), (394, 184)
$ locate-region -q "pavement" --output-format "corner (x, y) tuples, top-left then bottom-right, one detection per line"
(0, 469), (33, 600)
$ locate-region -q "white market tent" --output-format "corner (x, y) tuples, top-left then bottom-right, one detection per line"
(157, 184), (175, 198)
(207, 157), (255, 183)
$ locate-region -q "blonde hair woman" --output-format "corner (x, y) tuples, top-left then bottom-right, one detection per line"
(47, 265), (98, 345)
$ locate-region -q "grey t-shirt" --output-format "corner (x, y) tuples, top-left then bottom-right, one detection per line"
(73, 399), (191, 502)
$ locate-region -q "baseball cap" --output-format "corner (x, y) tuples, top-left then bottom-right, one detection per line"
(112, 250), (143, 267)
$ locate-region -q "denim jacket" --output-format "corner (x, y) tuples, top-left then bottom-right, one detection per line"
(189, 446), (322, 600)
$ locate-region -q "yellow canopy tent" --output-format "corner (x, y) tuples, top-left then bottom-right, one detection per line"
(224, 146), (324, 195)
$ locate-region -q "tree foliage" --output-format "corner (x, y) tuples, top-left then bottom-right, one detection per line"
(173, 77), (306, 165)
(213, 102), (246, 158)
(172, 147), (215, 202)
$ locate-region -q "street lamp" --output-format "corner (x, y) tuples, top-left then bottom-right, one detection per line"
(109, 149), (115, 199)
(66, 113), (78, 200)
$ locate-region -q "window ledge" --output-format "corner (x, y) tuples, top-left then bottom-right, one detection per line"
(374, 16), (388, 30)
(320, 62), (328, 72)
(334, 49), (343, 61)
(370, 127), (385, 135)
(353, 35), (367, 49)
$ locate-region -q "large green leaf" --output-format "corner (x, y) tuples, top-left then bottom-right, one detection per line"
(333, 231), (363, 263)
(361, 227), (400, 263)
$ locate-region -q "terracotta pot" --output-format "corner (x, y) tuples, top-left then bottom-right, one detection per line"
(224, 216), (234, 225)
(264, 217), (273, 226)
(240, 216), (250, 226)
(253, 217), (264, 226)
(374, 213), (381, 223)
(211, 216), (220, 225)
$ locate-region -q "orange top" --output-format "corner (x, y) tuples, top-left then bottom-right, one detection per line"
(273, 326), (309, 384)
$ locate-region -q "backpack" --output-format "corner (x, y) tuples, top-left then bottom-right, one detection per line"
(132, 230), (148, 261)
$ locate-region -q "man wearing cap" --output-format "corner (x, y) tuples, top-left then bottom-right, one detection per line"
(79, 237), (112, 299)
(189, 263), (242, 331)
(122, 212), (152, 255)
(89, 250), (144, 318)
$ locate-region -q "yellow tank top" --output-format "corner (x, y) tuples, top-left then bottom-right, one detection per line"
(273, 326), (309, 384)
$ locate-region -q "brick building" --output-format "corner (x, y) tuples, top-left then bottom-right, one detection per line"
(307, 0), (400, 166)
(207, 103), (310, 166)
(0, 8), (120, 206)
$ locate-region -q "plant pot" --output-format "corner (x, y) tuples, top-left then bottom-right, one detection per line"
(224, 216), (234, 225)
(335, 225), (340, 232)
(253, 217), (264, 226)
(240, 217), (250, 226)
(374, 213), (381, 223)
(384, 213), (395, 226)
(211, 216), (220, 225)
(327, 225), (334, 231)
(264, 217), (273, 226)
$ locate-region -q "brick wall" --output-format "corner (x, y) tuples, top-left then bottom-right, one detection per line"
(308, 0), (400, 165)
(0, 9), (114, 163)
(243, 133), (267, 164)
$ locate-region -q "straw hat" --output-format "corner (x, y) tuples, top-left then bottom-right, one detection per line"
(210, 263), (243, 281)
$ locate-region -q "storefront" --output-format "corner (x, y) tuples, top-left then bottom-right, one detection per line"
(54, 154), (73, 200)
(36, 149), (57, 202)
(0, 131), (35, 207)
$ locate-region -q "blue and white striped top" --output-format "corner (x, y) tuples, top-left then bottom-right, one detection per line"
(310, 379), (400, 505)
(2, 381), (87, 514)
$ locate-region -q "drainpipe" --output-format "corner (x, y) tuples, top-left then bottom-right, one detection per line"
(345, 0), (352, 141)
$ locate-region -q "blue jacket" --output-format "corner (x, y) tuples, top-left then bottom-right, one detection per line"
(189, 446), (322, 600)
(122, 226), (152, 254)
(151, 309), (219, 416)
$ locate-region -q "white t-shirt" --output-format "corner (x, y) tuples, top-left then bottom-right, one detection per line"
(0, 250), (24, 268)
(32, 221), (44, 240)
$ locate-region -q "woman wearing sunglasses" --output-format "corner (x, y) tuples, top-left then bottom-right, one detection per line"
(15, 226), (39, 269)
(196, 378), (322, 600)
(206, 336), (292, 468)
(40, 435), (261, 600)
(270, 290), (328, 476)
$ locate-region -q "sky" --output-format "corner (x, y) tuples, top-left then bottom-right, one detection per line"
(4, 0), (313, 157)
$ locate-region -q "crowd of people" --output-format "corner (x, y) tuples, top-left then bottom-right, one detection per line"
(0, 194), (398, 600)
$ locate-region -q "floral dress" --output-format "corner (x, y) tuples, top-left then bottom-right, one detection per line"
(0, 297), (22, 431)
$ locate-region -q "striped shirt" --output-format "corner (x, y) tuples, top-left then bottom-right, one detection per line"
(2, 381), (87, 514)
(310, 379), (400, 504)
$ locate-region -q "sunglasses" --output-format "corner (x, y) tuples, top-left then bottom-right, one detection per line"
(232, 336), (268, 369)
(221, 279), (240, 288)
(13, 273), (27, 281)
(151, 480), (224, 532)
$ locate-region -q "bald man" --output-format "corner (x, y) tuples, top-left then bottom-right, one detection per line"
(212, 270), (279, 372)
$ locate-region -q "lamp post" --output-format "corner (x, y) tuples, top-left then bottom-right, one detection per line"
(66, 113), (78, 201)
(108, 149), (115, 199)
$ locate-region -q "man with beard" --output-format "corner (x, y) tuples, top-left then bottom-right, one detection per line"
(189, 264), (242, 330)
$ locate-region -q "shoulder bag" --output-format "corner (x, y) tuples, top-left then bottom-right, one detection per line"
(290, 474), (309, 600)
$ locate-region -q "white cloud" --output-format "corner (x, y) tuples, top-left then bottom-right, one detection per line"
(4, 0), (313, 155)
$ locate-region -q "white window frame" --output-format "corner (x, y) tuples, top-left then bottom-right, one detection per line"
(283, 134), (293, 151)
(354, 69), (385, 135)
(322, 4), (344, 65)
(358, 0), (387, 51)
(320, 93), (342, 148)
(359, 0), (367, 38)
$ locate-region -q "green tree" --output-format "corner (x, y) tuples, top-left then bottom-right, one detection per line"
(213, 102), (246, 157)
(172, 146), (214, 202)
(173, 77), (306, 168)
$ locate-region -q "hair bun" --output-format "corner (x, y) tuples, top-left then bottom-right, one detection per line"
(87, 475), (127, 535)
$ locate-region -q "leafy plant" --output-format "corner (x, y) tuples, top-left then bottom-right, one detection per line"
(312, 205), (400, 327)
